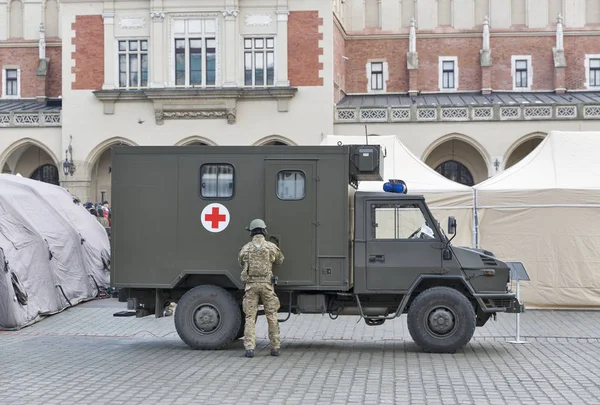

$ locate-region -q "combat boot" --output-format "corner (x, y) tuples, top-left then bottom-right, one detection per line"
(270, 349), (280, 357)
(245, 350), (254, 358)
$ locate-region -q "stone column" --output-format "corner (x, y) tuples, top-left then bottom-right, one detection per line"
(480, 16), (492, 94)
(101, 11), (116, 90)
(222, 9), (239, 87)
(406, 17), (418, 96)
(552, 14), (566, 94)
(149, 1), (166, 88)
(276, 9), (290, 87)
(36, 23), (49, 101)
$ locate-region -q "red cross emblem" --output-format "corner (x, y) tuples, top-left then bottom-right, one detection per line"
(201, 203), (230, 233)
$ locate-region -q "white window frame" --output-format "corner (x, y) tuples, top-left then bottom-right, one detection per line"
(243, 36), (276, 87)
(366, 60), (388, 93)
(511, 55), (532, 91)
(115, 38), (149, 89)
(169, 15), (220, 87)
(2, 67), (20, 99)
(438, 56), (458, 92)
(584, 54), (600, 89)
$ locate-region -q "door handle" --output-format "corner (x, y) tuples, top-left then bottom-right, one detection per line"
(369, 254), (385, 263)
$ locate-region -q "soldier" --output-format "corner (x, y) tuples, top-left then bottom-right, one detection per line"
(238, 218), (284, 358)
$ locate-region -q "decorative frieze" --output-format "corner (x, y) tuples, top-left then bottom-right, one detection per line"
(245, 14), (271, 26)
(360, 108), (387, 122)
(334, 104), (600, 123)
(472, 107), (493, 120)
(0, 112), (61, 127)
(156, 109), (237, 125)
(584, 106), (600, 118)
(336, 109), (357, 121)
(499, 106), (520, 120)
(441, 107), (468, 121)
(391, 108), (410, 121)
(119, 17), (145, 29)
(150, 11), (165, 20)
(417, 108), (437, 121)
(524, 106), (552, 119)
(556, 106), (577, 118)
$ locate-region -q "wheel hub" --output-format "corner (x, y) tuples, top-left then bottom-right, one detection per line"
(428, 308), (455, 335)
(193, 305), (220, 333)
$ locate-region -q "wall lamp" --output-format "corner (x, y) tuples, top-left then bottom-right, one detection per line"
(63, 135), (76, 176)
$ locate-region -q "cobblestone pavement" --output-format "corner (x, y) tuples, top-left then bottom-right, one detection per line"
(1, 298), (600, 405)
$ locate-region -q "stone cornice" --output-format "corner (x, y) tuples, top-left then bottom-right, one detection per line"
(93, 86), (298, 124)
(338, 28), (600, 41)
(0, 41), (61, 48)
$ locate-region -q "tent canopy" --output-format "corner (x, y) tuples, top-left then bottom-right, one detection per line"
(473, 131), (600, 308)
(0, 174), (111, 330)
(476, 131), (600, 191)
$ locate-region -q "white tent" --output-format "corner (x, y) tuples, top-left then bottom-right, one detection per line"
(0, 174), (111, 330)
(474, 131), (600, 308)
(321, 135), (475, 247)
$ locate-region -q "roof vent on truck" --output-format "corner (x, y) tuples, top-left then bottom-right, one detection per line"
(383, 179), (408, 194)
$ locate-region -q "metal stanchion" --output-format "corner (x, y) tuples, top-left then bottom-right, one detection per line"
(507, 261), (529, 345)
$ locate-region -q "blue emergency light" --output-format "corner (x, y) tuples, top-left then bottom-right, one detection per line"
(383, 179), (408, 194)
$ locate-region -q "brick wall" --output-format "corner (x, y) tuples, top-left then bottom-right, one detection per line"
(343, 34), (600, 93)
(71, 15), (104, 90)
(333, 22), (346, 102)
(0, 45), (61, 98)
(417, 37), (481, 92)
(288, 11), (323, 86)
(489, 37), (554, 91)
(345, 39), (408, 93)
(564, 36), (600, 90)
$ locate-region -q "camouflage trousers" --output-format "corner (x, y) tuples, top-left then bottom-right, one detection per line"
(242, 282), (281, 350)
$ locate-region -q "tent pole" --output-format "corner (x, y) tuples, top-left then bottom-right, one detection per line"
(473, 189), (479, 249)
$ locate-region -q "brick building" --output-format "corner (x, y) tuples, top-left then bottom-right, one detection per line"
(0, 0), (599, 202)
(332, 0), (600, 184)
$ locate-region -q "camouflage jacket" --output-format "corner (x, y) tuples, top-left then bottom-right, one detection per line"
(238, 235), (284, 284)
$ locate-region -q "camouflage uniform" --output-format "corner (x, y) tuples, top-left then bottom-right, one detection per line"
(238, 234), (284, 352)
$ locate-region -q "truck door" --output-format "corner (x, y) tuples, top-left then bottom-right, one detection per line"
(264, 160), (317, 287)
(365, 200), (442, 292)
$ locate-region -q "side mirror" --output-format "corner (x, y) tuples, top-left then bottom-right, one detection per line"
(448, 216), (457, 235)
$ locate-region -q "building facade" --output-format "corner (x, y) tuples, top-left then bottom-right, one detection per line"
(0, 0), (599, 203)
(333, 0), (600, 184)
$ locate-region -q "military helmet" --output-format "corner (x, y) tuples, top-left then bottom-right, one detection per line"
(248, 218), (267, 231)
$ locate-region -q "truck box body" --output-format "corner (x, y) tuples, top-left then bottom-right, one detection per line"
(110, 145), (382, 292)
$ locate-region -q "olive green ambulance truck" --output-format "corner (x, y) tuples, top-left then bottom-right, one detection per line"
(111, 144), (523, 353)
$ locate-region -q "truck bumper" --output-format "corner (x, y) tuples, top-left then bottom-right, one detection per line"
(473, 293), (525, 314)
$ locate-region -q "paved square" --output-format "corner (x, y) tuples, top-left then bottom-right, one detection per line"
(1, 298), (599, 405)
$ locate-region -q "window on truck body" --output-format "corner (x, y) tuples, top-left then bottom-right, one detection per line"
(200, 164), (234, 199)
(276, 170), (305, 200)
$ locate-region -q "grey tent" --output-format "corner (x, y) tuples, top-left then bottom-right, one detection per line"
(0, 174), (110, 330)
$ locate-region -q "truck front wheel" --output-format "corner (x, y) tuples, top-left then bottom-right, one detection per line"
(174, 285), (241, 350)
(407, 286), (476, 353)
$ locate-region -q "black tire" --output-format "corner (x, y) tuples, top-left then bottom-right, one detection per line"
(174, 285), (241, 350)
(407, 286), (476, 353)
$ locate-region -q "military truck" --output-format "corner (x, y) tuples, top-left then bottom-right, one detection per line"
(111, 144), (523, 353)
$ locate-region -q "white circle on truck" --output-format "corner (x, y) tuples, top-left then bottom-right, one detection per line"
(201, 203), (230, 233)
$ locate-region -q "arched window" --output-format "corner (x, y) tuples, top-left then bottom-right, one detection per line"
(263, 141), (288, 146)
(435, 160), (474, 186)
(30, 164), (59, 185)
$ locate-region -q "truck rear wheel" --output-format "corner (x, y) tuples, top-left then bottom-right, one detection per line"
(407, 286), (476, 353)
(174, 285), (241, 350)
